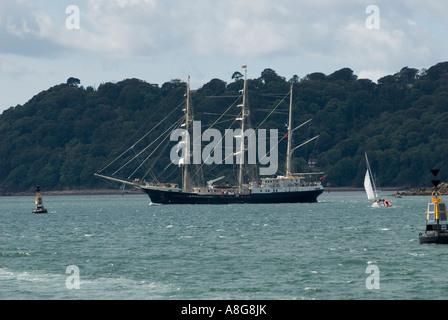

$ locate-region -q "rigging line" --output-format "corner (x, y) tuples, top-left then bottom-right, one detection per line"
(98, 100), (184, 174)
(196, 79), (244, 133)
(207, 118), (236, 126)
(205, 95), (241, 98)
(305, 120), (314, 159)
(256, 90), (290, 129)
(191, 88), (290, 183)
(256, 89), (316, 169)
(97, 86), (186, 172)
(160, 163), (180, 183)
(188, 94), (243, 182)
(201, 112), (238, 117)
(141, 137), (172, 180)
(112, 117), (181, 177)
(114, 91), (182, 151)
(164, 168), (177, 181)
(189, 94), (248, 184)
(196, 89), (288, 182)
(206, 97), (241, 130)
(126, 115), (185, 178)
(127, 116), (185, 179)
(113, 115), (184, 177)
(156, 150), (188, 183)
(161, 160), (176, 176)
(192, 117), (236, 128)
(257, 132), (288, 165)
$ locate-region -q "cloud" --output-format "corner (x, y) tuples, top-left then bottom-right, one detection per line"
(0, 0), (447, 113)
(0, 56), (31, 78)
(0, 0), (65, 56)
(1, 0), (446, 68)
(0, 0), (447, 108)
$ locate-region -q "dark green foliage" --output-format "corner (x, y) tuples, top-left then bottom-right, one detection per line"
(1, 63), (448, 193)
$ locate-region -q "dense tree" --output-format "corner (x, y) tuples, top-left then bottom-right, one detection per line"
(200, 78), (227, 95)
(231, 71), (243, 81)
(1, 62), (448, 193)
(327, 68), (357, 82)
(260, 68), (285, 84)
(66, 77), (81, 87)
(304, 72), (326, 82)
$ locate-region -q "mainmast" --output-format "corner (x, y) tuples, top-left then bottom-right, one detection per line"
(237, 67), (248, 192)
(182, 76), (192, 192)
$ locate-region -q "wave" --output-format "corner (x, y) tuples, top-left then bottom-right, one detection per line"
(0, 267), (176, 299)
(1, 251), (31, 257)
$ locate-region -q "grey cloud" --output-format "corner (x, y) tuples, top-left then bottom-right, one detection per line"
(0, 0), (67, 57)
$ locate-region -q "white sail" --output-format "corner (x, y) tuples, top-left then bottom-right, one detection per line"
(364, 169), (375, 200)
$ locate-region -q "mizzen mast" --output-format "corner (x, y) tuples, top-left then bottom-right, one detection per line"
(285, 83), (318, 177)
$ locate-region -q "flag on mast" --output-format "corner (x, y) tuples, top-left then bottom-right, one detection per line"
(241, 65), (247, 68)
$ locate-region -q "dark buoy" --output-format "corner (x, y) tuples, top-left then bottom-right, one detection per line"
(419, 171), (448, 244)
(32, 186), (48, 214)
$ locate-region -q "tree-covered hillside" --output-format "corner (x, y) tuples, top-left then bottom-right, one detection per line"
(1, 62), (448, 193)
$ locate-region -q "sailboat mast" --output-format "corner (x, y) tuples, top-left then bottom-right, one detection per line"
(183, 76), (191, 192)
(238, 68), (247, 192)
(286, 83), (293, 177)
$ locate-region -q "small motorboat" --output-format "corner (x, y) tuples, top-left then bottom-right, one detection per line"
(32, 186), (48, 214)
(372, 199), (392, 207)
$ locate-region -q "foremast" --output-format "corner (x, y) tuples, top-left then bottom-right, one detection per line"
(94, 76), (194, 192)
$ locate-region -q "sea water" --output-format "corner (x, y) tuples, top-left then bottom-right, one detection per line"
(1, 191), (447, 300)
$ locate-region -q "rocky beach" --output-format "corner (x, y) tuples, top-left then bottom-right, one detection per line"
(393, 182), (448, 196)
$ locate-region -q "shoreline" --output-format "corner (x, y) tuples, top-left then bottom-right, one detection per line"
(1, 186), (410, 197)
(0, 189), (143, 197)
(3, 182), (445, 197)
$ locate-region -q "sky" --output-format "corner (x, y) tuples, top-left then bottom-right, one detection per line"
(1, 0), (447, 113)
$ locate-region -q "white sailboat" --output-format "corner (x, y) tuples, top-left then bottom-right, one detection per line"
(364, 153), (391, 207)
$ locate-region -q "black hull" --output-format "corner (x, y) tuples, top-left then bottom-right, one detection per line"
(32, 209), (48, 214)
(419, 231), (448, 244)
(141, 187), (324, 204)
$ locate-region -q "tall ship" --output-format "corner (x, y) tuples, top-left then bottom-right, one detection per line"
(95, 69), (325, 204)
